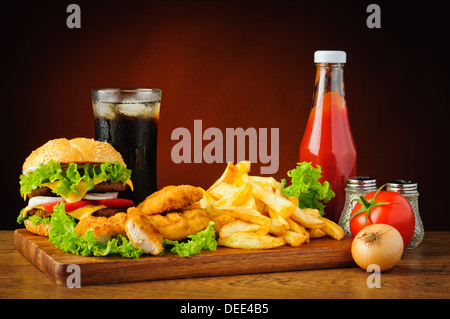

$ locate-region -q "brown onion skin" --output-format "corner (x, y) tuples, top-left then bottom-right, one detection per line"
(351, 224), (404, 272)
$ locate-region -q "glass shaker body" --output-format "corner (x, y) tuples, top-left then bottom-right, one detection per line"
(387, 180), (424, 249)
(338, 176), (377, 236)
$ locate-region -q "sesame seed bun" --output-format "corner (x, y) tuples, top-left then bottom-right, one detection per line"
(22, 138), (126, 173)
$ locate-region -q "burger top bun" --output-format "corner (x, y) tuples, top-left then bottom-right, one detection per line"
(22, 138), (126, 172)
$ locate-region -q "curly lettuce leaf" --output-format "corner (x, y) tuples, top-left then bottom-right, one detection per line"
(27, 215), (50, 225)
(163, 221), (217, 257)
(17, 208), (26, 224)
(20, 160), (132, 198)
(16, 209), (50, 226)
(280, 162), (335, 216)
(48, 203), (143, 259)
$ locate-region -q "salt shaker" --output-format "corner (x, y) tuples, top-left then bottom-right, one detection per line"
(387, 180), (424, 249)
(338, 176), (377, 236)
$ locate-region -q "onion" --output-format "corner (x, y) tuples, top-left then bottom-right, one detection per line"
(351, 224), (404, 272)
(83, 192), (119, 200)
(28, 196), (64, 208)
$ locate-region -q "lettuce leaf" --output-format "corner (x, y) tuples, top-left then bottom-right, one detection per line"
(27, 215), (51, 226)
(280, 162), (335, 216)
(163, 221), (217, 257)
(16, 210), (50, 225)
(48, 203), (143, 258)
(20, 160), (131, 198)
(16, 208), (26, 224)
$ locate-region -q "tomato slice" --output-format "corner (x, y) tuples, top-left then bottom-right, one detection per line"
(41, 200), (96, 213)
(40, 198), (134, 213)
(94, 198), (135, 208)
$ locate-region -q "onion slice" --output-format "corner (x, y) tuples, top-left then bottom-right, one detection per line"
(83, 192), (119, 200)
(28, 196), (64, 208)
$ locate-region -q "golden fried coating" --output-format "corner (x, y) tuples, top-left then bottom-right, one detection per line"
(24, 219), (51, 237)
(125, 207), (164, 255)
(137, 185), (204, 215)
(74, 213), (128, 244)
(149, 207), (211, 241)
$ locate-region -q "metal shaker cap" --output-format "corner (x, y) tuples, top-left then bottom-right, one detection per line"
(387, 180), (418, 194)
(346, 176), (377, 191)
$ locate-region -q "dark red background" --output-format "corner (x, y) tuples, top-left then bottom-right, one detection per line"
(2, 1), (448, 230)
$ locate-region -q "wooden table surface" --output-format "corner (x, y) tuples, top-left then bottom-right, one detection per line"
(1, 230), (449, 299)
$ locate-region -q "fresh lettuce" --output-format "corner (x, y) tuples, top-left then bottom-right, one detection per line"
(16, 210), (50, 225)
(16, 208), (26, 224)
(19, 160), (131, 198)
(27, 215), (51, 226)
(48, 203), (143, 259)
(281, 162), (335, 216)
(163, 221), (217, 257)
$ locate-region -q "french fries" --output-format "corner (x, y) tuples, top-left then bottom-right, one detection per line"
(218, 232), (286, 250)
(318, 216), (345, 240)
(290, 206), (324, 229)
(219, 220), (261, 239)
(201, 161), (345, 250)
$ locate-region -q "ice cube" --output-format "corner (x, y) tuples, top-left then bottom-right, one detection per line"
(93, 102), (116, 119)
(117, 103), (148, 117)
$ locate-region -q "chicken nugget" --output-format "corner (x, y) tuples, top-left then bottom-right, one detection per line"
(75, 213), (128, 244)
(137, 185), (204, 215)
(149, 207), (211, 241)
(125, 207), (164, 255)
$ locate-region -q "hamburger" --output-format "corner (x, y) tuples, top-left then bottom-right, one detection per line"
(17, 138), (134, 236)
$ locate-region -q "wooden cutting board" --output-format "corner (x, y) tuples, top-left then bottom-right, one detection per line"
(14, 228), (355, 286)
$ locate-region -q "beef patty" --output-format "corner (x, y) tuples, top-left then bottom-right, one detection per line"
(27, 181), (130, 198)
(27, 206), (127, 219)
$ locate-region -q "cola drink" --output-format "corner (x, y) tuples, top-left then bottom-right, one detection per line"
(92, 89), (161, 204)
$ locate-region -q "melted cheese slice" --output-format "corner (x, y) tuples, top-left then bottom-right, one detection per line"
(41, 179), (133, 203)
(126, 179), (134, 191)
(67, 204), (107, 220)
(22, 204), (107, 220)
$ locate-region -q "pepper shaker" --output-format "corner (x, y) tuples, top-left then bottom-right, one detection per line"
(338, 176), (378, 236)
(387, 180), (424, 249)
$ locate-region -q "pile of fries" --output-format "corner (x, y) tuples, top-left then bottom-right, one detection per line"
(200, 161), (345, 249)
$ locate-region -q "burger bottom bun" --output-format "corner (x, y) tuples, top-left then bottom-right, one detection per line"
(24, 220), (50, 237)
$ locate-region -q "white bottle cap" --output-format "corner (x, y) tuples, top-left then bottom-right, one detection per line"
(314, 50), (347, 63)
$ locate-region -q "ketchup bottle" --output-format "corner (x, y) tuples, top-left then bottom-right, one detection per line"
(299, 51), (357, 223)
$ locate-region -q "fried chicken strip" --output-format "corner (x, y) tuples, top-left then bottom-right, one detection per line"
(125, 207), (164, 255)
(149, 207), (211, 241)
(73, 185), (206, 255)
(137, 185), (204, 215)
(74, 213), (128, 244)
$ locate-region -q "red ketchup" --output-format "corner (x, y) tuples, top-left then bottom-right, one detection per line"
(299, 51), (357, 222)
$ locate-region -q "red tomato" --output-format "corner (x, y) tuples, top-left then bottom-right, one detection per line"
(349, 190), (415, 248)
(42, 200), (95, 213)
(41, 199), (134, 213)
(95, 198), (135, 208)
